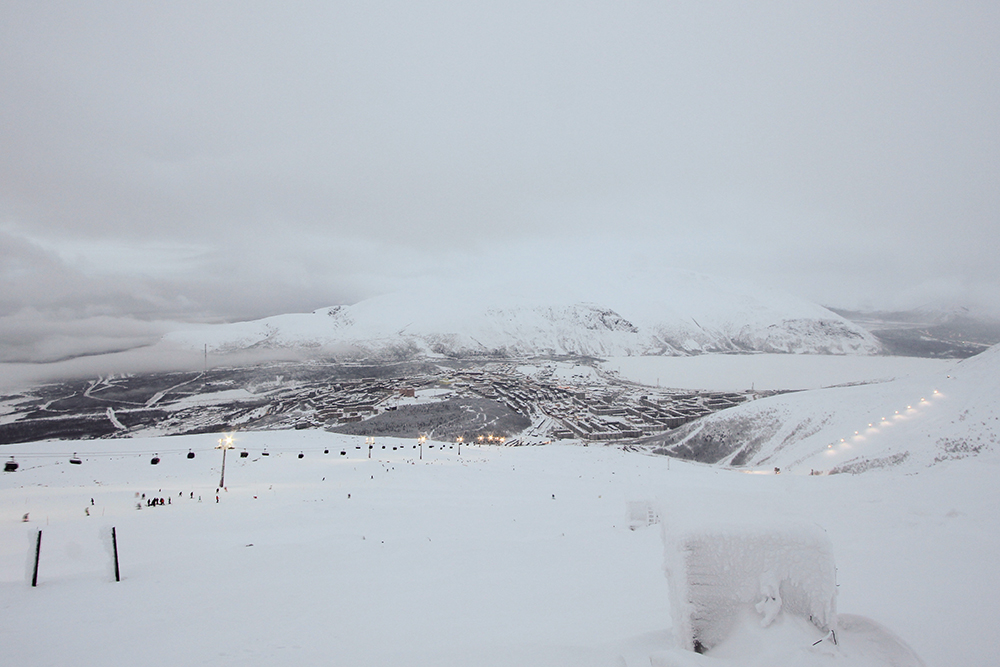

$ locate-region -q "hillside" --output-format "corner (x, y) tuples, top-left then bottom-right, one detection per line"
(164, 270), (880, 360)
(645, 344), (1000, 473)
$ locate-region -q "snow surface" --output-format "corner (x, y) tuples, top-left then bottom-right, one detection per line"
(3, 429), (999, 666)
(649, 345), (1000, 474)
(603, 354), (953, 391)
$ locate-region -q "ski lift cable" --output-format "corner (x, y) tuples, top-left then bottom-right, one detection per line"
(0, 446), (221, 459)
(0, 443), (355, 459)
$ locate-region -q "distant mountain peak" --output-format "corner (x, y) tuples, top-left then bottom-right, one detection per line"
(166, 272), (881, 360)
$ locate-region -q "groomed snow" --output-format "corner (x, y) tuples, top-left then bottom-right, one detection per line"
(2, 432), (998, 666)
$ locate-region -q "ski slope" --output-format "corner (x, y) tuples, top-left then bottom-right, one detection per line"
(647, 344), (1000, 474)
(2, 430), (997, 666)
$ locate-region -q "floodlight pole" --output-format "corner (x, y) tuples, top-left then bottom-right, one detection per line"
(216, 433), (235, 488)
(219, 446), (228, 488)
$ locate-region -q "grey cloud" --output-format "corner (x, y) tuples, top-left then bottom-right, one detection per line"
(1, 1), (998, 364)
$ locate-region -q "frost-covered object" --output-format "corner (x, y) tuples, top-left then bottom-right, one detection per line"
(662, 523), (837, 653)
(627, 500), (661, 530)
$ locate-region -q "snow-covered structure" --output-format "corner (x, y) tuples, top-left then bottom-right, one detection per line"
(662, 522), (838, 654)
(627, 500), (662, 530)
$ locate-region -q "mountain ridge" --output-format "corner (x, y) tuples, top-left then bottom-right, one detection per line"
(165, 270), (881, 360)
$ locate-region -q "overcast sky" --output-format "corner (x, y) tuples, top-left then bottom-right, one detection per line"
(2, 1), (998, 362)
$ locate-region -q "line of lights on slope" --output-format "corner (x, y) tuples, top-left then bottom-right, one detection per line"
(820, 389), (944, 461)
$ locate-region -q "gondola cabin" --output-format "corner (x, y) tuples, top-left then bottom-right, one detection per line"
(324, 448), (329, 454)
(298, 452), (304, 459)
(239, 451), (249, 458)
(187, 451), (196, 459)
(69, 453), (82, 465)
(150, 456), (160, 465)
(4, 459), (18, 472)
(340, 450), (346, 456)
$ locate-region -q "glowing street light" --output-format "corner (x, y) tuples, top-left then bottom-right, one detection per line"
(456, 436), (463, 455)
(419, 434), (426, 460)
(216, 432), (235, 488)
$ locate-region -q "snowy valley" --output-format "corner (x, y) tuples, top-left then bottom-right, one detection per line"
(2, 276), (999, 666)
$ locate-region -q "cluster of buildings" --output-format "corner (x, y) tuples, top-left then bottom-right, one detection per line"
(450, 366), (751, 443)
(217, 362), (753, 443)
(257, 379), (414, 428)
(0, 360), (755, 445)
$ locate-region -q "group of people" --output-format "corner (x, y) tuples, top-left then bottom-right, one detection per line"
(136, 490), (199, 509)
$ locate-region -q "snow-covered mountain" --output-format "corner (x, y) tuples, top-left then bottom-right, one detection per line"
(648, 343), (1000, 473)
(165, 270), (880, 359)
